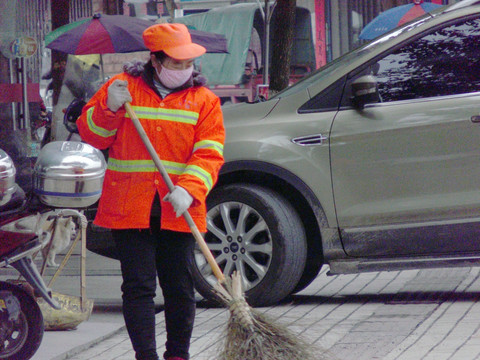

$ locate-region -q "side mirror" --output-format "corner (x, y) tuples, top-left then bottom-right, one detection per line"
(351, 75), (380, 109)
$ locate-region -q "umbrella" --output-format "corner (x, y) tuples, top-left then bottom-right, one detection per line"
(188, 29), (229, 54)
(359, 0), (443, 40)
(45, 13), (228, 79)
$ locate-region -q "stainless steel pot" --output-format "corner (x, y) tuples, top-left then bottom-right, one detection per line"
(33, 141), (106, 208)
(0, 149), (16, 206)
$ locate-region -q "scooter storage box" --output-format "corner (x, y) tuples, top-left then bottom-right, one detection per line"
(33, 141), (106, 208)
(0, 149), (16, 206)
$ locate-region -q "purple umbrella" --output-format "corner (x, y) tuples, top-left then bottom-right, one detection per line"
(45, 13), (228, 55)
(45, 14), (228, 81)
(189, 29), (229, 54)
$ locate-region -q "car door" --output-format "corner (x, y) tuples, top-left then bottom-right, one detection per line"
(330, 16), (480, 257)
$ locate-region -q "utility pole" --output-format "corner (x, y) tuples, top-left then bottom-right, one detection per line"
(263, 0), (270, 85)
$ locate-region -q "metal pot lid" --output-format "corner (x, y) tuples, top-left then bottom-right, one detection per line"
(0, 149), (16, 180)
(34, 141), (106, 179)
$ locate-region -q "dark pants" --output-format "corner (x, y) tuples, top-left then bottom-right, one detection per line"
(112, 221), (196, 360)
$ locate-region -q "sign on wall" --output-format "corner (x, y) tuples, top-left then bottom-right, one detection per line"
(10, 36), (37, 58)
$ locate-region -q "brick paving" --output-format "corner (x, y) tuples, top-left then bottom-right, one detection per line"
(65, 266), (480, 360)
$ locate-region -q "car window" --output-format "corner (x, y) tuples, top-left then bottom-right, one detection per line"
(271, 36), (384, 100)
(298, 77), (346, 113)
(343, 16), (480, 106)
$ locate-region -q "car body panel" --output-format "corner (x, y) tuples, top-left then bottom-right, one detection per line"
(218, 2), (480, 279)
(223, 90), (338, 226)
(332, 94), (480, 227)
(332, 93), (480, 256)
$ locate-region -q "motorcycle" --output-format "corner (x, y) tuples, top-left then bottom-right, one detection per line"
(0, 141), (106, 360)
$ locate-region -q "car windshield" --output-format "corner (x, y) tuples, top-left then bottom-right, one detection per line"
(270, 14), (434, 100)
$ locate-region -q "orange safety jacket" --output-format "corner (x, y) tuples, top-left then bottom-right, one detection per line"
(77, 67), (225, 233)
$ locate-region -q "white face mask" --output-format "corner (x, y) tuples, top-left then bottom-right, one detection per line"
(156, 66), (193, 89)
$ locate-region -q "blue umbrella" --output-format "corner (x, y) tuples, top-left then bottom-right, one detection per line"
(359, 1), (443, 40)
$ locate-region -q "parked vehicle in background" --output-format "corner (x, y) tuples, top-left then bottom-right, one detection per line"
(0, 141), (106, 359)
(177, 3), (316, 104)
(191, 0), (480, 306)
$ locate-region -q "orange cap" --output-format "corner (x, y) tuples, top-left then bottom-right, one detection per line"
(142, 23), (206, 60)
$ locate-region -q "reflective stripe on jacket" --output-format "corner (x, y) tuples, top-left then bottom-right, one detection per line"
(77, 72), (225, 232)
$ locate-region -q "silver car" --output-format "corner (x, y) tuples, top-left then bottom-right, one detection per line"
(193, 0), (480, 306)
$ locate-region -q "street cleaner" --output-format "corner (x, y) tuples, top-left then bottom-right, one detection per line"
(77, 23), (225, 360)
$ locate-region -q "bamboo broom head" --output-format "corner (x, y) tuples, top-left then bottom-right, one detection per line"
(213, 272), (335, 360)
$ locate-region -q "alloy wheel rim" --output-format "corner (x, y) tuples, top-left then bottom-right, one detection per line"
(195, 201), (273, 291)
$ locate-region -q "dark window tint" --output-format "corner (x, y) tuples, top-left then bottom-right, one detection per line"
(298, 76), (346, 113)
(374, 17), (480, 102)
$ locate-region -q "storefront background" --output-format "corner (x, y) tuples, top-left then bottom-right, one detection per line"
(0, 0), (455, 134)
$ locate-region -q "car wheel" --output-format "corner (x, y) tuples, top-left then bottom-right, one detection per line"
(193, 184), (307, 307)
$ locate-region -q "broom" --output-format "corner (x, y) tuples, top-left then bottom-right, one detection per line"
(125, 103), (317, 360)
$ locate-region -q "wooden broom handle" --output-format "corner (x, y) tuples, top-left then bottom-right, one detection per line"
(125, 103), (226, 283)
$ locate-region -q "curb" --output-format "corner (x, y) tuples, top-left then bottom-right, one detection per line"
(51, 324), (127, 360)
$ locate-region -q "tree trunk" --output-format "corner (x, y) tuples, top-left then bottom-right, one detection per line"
(269, 0), (296, 92)
(164, 0), (176, 21)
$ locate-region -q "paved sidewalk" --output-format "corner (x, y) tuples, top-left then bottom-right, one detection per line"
(32, 310), (125, 360)
(1, 242), (127, 360)
(5, 240), (480, 360)
(64, 266), (480, 360)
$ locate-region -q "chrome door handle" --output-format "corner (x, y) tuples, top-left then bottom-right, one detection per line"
(471, 115), (480, 123)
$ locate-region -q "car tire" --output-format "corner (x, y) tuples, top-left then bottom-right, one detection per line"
(290, 260), (323, 294)
(193, 184), (307, 307)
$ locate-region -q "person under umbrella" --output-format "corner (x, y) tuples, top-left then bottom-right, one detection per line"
(45, 13), (228, 82)
(77, 23), (225, 360)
